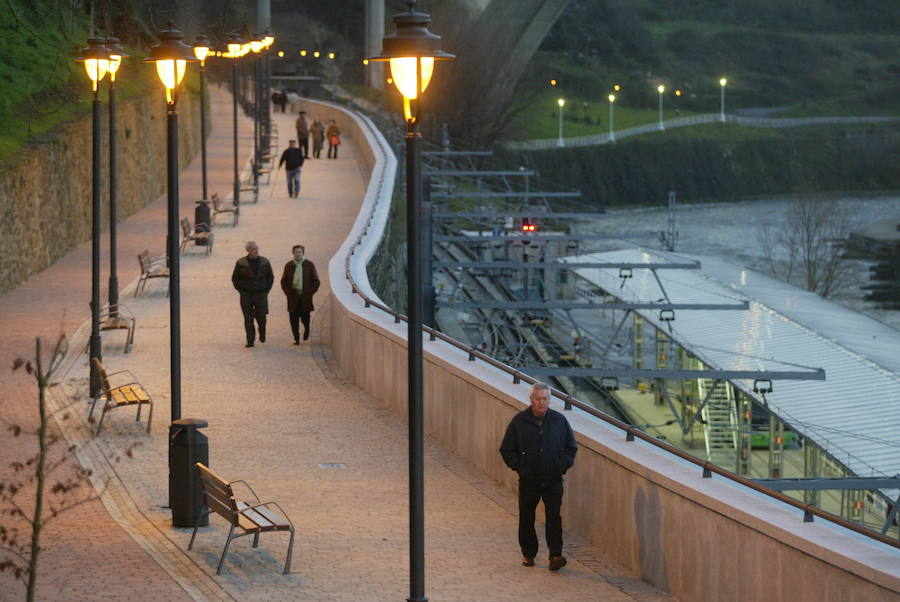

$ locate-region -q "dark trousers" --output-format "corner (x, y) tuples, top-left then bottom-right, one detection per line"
(298, 137), (309, 158)
(240, 292), (268, 343)
(518, 477), (564, 558)
(289, 310), (311, 342)
(328, 144), (338, 159)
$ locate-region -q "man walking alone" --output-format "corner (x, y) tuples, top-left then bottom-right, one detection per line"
(295, 110), (310, 158)
(279, 140), (305, 198)
(500, 382), (577, 571)
(280, 244), (320, 344)
(231, 241), (274, 348)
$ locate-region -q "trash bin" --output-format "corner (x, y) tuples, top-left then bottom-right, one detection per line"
(194, 201), (211, 245)
(169, 418), (209, 528)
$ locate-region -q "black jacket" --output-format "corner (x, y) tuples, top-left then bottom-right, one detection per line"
(279, 147), (305, 171)
(500, 408), (577, 481)
(231, 256), (274, 294)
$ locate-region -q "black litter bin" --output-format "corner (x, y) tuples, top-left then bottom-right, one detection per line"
(195, 201), (211, 245)
(169, 418), (209, 527)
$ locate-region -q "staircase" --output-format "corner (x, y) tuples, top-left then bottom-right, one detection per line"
(700, 379), (738, 470)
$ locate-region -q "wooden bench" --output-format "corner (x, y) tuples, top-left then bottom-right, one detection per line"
(89, 303), (136, 353)
(136, 250), (169, 296)
(89, 358), (153, 435)
(210, 192), (239, 226)
(190, 463), (296, 575)
(180, 217), (214, 255)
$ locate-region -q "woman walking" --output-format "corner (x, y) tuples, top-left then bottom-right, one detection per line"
(326, 119), (341, 159)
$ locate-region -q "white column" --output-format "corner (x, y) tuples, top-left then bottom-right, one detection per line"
(366, 0), (385, 89)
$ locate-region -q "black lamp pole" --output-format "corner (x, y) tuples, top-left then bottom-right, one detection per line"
(106, 38), (126, 318)
(193, 36), (210, 201)
(76, 37), (109, 401)
(252, 44), (260, 192)
(228, 33), (242, 205)
(369, 4), (454, 600)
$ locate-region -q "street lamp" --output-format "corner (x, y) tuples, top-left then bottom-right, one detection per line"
(557, 98), (565, 147)
(369, 1), (453, 600)
(608, 93), (616, 142)
(226, 32), (243, 204)
(249, 34), (263, 193)
(106, 37), (127, 318)
(143, 22), (198, 433)
(719, 77), (727, 122)
(75, 37), (110, 402)
(657, 84), (665, 130)
(193, 35), (210, 200)
(261, 29), (275, 143)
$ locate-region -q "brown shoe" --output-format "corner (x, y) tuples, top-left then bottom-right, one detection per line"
(522, 557), (534, 567)
(548, 556), (567, 571)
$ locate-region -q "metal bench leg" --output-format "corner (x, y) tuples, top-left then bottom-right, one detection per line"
(252, 532), (259, 548)
(188, 509), (210, 550)
(136, 402), (142, 423)
(283, 527), (295, 574)
(146, 401), (153, 433)
(217, 525), (236, 575)
(96, 403), (109, 435)
(126, 323), (135, 353)
(89, 395), (100, 420)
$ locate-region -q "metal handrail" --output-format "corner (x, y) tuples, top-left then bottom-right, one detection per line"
(340, 108), (900, 550)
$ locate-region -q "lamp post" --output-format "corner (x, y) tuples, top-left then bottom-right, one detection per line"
(262, 29), (275, 142)
(105, 38), (126, 318)
(75, 38), (109, 401)
(193, 35), (210, 200)
(369, 2), (453, 600)
(557, 98), (565, 147)
(144, 23), (198, 431)
(608, 93), (616, 142)
(226, 32), (243, 204)
(657, 84), (665, 130)
(719, 77), (727, 122)
(249, 35), (263, 192)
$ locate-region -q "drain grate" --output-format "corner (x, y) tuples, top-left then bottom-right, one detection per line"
(318, 462), (348, 469)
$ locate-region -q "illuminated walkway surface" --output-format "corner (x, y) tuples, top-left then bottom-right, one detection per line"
(0, 91), (672, 600)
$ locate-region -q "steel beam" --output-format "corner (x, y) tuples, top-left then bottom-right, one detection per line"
(436, 300), (749, 310)
(432, 191), (581, 199)
(435, 233), (651, 242)
(428, 170), (535, 177)
(750, 477), (900, 491)
(422, 150), (493, 156)
(435, 212), (608, 219)
(436, 261), (701, 270)
(518, 367), (826, 381)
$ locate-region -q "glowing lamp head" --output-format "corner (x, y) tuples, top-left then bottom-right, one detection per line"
(300, 49), (307, 57)
(368, 0), (455, 108)
(144, 24), (198, 105)
(192, 34), (210, 66)
(250, 36), (263, 54)
(105, 37), (128, 81)
(557, 98), (565, 108)
(550, 79), (557, 86)
(675, 89), (682, 96)
(720, 77), (727, 87)
(608, 94), (615, 103)
(75, 37), (111, 92)
(657, 84), (665, 94)
(613, 84), (621, 91)
(328, 52), (335, 60)
(277, 50), (284, 58)
(362, 59), (369, 66)
(262, 30), (275, 48)
(313, 51), (320, 58)
(226, 31), (243, 58)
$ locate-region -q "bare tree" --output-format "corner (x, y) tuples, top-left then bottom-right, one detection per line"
(0, 335), (135, 601)
(757, 199), (855, 298)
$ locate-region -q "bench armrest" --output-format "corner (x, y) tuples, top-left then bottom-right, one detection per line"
(229, 479), (261, 502)
(106, 369), (144, 388)
(237, 501), (294, 529)
(195, 223), (212, 233)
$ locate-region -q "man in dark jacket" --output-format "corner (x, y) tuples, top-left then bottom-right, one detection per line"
(500, 382), (577, 571)
(231, 241), (274, 347)
(279, 140), (305, 198)
(279, 244), (320, 344)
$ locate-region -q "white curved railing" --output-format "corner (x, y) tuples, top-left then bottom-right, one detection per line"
(504, 113), (900, 150)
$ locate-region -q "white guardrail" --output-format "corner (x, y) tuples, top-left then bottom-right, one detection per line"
(504, 114), (900, 150)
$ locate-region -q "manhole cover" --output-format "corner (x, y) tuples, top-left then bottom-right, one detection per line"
(319, 463), (348, 469)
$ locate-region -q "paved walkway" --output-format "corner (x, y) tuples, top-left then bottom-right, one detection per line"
(0, 90), (673, 600)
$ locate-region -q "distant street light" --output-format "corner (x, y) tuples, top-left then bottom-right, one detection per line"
(613, 83), (621, 91)
(608, 93), (616, 142)
(192, 35), (210, 200)
(657, 84), (665, 130)
(226, 32), (243, 205)
(719, 77), (728, 122)
(75, 37), (110, 401)
(557, 97), (565, 147)
(368, 1), (454, 598)
(106, 37), (127, 318)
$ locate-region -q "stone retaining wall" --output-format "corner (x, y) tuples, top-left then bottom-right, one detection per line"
(0, 90), (202, 293)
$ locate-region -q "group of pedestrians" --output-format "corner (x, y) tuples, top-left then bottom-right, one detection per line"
(231, 241), (320, 347)
(277, 111), (343, 199)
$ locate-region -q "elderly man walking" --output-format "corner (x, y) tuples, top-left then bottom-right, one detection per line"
(231, 241), (274, 348)
(279, 244), (320, 344)
(500, 382), (577, 571)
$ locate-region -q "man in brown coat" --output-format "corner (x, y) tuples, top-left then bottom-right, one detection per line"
(280, 244), (320, 344)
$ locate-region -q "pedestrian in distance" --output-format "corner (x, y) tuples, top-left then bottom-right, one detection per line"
(278, 90), (288, 113)
(326, 119), (341, 159)
(310, 118), (325, 159)
(279, 140), (305, 198)
(500, 381), (577, 571)
(231, 241), (274, 348)
(295, 110), (310, 159)
(280, 245), (320, 344)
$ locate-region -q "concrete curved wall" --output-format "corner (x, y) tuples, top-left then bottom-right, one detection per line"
(321, 102), (900, 600)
